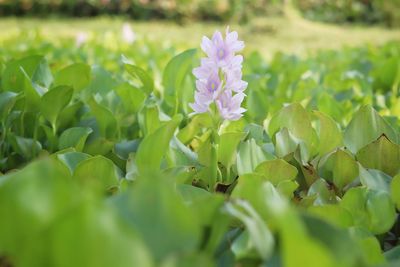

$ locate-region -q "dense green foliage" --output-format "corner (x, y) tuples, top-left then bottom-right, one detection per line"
(0, 0), (281, 22)
(0, 30), (400, 267)
(296, 0), (400, 27)
(1, 0), (399, 26)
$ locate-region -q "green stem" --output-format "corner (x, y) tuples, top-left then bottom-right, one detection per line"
(209, 105), (223, 191)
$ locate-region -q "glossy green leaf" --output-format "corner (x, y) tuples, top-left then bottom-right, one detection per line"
(57, 101), (84, 130)
(162, 49), (196, 110)
(56, 151), (91, 173)
(0, 91), (19, 121)
(138, 103), (162, 136)
(254, 159), (298, 185)
(359, 166), (391, 193)
(87, 97), (118, 139)
(115, 82), (146, 113)
(366, 190), (397, 235)
(73, 155), (119, 192)
(40, 85), (73, 129)
(226, 200), (275, 260)
(21, 66), (44, 112)
(177, 113), (213, 144)
(312, 110), (343, 155)
(2, 55), (44, 92)
(344, 105), (397, 154)
(10, 135), (42, 159)
(125, 64), (154, 95)
(274, 127), (309, 161)
(59, 127), (93, 152)
(307, 178), (337, 205)
(341, 187), (396, 234)
(53, 63), (91, 92)
(136, 114), (182, 176)
(268, 103), (317, 154)
(236, 139), (274, 175)
(218, 132), (245, 168)
(356, 134), (400, 176)
(318, 149), (358, 189)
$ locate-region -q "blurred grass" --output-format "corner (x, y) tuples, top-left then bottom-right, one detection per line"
(0, 12), (400, 58)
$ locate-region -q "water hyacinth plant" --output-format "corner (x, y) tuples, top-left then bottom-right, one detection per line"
(190, 27), (247, 121)
(1, 17), (400, 267)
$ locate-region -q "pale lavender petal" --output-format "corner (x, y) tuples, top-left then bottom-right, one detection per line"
(230, 55), (243, 67)
(212, 31), (224, 45)
(226, 30), (238, 45)
(230, 40), (245, 52)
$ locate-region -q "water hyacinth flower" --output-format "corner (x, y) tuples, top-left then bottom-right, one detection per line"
(190, 27), (247, 121)
(75, 31), (88, 47)
(122, 23), (136, 44)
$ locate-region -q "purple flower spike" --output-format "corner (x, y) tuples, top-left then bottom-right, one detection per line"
(201, 27), (245, 68)
(190, 27), (247, 121)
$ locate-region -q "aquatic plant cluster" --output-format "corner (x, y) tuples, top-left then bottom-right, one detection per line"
(0, 26), (400, 267)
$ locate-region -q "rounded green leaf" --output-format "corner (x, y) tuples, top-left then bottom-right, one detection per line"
(115, 82), (146, 113)
(2, 55), (44, 92)
(73, 155), (119, 192)
(226, 200), (275, 260)
(341, 187), (396, 234)
(254, 159), (298, 185)
(356, 134), (400, 176)
(177, 113), (212, 144)
(366, 190), (396, 235)
(359, 166), (391, 193)
(40, 85), (73, 128)
(53, 63), (91, 92)
(268, 103), (317, 155)
(124, 64), (154, 95)
(9, 135), (42, 159)
(312, 110), (343, 155)
(236, 139), (274, 175)
(87, 97), (118, 139)
(274, 127), (309, 160)
(59, 127), (93, 152)
(344, 105), (397, 154)
(56, 151), (91, 173)
(318, 149), (358, 190)
(341, 187), (370, 230)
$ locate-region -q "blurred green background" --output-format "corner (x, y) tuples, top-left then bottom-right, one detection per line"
(1, 0), (400, 59)
(0, 0), (400, 27)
